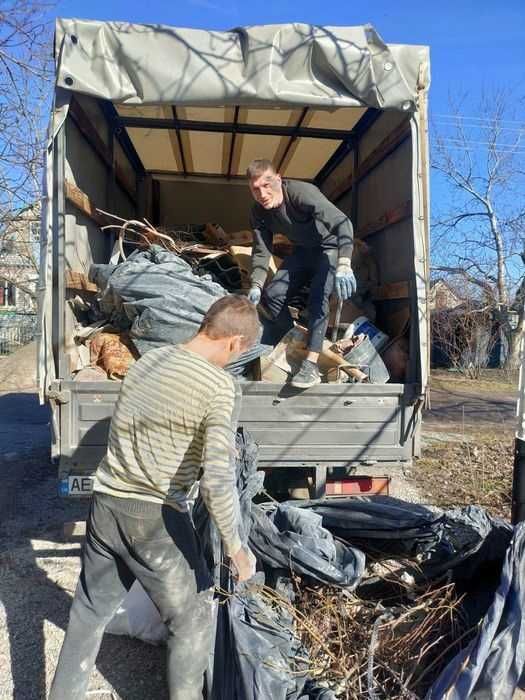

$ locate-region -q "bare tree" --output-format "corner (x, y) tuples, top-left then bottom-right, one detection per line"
(431, 89), (525, 367)
(431, 294), (499, 379)
(0, 0), (53, 302)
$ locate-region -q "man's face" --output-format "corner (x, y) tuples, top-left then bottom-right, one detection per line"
(249, 169), (283, 209)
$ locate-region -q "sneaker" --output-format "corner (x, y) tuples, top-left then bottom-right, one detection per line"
(291, 360), (321, 389)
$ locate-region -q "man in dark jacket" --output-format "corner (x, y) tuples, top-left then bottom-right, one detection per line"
(246, 159), (356, 388)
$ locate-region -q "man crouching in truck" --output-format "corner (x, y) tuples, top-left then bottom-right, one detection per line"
(246, 158), (357, 388)
(49, 296), (260, 700)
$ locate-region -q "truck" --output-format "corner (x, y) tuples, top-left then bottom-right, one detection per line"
(38, 19), (431, 497)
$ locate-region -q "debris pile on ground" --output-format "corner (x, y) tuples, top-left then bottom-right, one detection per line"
(109, 429), (523, 699)
(263, 578), (468, 699)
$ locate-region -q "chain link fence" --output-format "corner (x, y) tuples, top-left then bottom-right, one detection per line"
(0, 315), (37, 355)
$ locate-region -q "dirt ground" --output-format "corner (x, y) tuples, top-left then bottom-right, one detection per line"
(0, 357), (519, 699)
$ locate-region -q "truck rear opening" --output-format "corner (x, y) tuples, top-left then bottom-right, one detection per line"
(39, 20), (430, 496)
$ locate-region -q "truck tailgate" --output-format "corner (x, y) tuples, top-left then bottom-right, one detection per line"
(57, 380), (418, 478)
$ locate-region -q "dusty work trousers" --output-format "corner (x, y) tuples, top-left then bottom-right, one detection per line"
(49, 492), (214, 700)
(261, 246), (337, 353)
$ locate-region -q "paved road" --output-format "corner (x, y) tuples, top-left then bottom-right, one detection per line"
(425, 385), (516, 430)
(0, 391), (49, 456)
(0, 390), (88, 548)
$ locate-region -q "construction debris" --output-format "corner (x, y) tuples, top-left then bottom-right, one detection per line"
(89, 331), (139, 380)
(261, 326), (369, 383)
(65, 210), (410, 386)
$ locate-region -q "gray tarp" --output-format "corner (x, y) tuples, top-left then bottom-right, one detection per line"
(89, 245), (269, 372)
(54, 19), (429, 110)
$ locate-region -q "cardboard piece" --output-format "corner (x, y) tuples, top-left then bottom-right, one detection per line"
(260, 326), (367, 383)
(229, 245), (283, 290)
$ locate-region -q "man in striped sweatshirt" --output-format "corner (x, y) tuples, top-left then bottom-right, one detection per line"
(50, 295), (260, 700)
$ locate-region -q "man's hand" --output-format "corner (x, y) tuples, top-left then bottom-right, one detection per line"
(335, 257), (357, 301)
(230, 546), (257, 582)
(247, 286), (262, 305)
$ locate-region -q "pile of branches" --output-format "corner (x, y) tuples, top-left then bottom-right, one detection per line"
(260, 571), (475, 700)
(96, 210), (217, 262)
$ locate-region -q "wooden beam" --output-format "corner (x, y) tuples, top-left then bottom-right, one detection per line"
(331, 119), (411, 202)
(65, 180), (105, 225)
(372, 281), (410, 301)
(226, 106), (240, 179)
(314, 108), (380, 186)
(65, 270), (98, 293)
(358, 200), (413, 239)
(118, 115), (350, 141)
(98, 100), (146, 176)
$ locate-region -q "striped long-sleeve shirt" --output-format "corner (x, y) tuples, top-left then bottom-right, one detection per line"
(93, 345), (241, 555)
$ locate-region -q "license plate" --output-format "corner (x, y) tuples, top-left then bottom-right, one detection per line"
(59, 476), (94, 497)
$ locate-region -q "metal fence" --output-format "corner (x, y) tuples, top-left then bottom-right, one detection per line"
(0, 316), (37, 355)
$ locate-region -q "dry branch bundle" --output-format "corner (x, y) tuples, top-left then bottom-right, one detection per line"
(257, 574), (473, 700)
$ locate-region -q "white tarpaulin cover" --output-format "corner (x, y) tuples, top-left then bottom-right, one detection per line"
(54, 20), (429, 111)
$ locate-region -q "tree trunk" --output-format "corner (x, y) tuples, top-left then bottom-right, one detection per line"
(506, 309), (525, 370)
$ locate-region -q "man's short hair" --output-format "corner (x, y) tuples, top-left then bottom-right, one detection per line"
(200, 295), (260, 347)
(246, 159), (275, 179)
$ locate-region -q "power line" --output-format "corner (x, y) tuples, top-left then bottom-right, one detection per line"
(431, 112), (525, 127)
(431, 146), (525, 157)
(433, 137), (525, 151)
(433, 121), (525, 134)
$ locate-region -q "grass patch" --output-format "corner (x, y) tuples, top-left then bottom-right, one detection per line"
(414, 429), (514, 521)
(431, 369), (518, 395)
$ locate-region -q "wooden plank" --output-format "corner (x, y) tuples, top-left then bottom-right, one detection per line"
(65, 270), (98, 293)
(330, 119), (411, 201)
(358, 200), (412, 239)
(64, 179), (105, 225)
(373, 281), (410, 301)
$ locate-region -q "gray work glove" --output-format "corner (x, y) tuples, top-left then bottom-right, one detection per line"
(335, 257), (357, 301)
(247, 285), (262, 305)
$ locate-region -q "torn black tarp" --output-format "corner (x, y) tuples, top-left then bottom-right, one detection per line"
(107, 428), (524, 699)
(90, 246), (225, 349)
(249, 503), (366, 588)
(213, 575), (322, 700)
(286, 498), (511, 605)
(195, 428), (335, 700)
(427, 522), (525, 700)
(290, 496), (442, 557)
